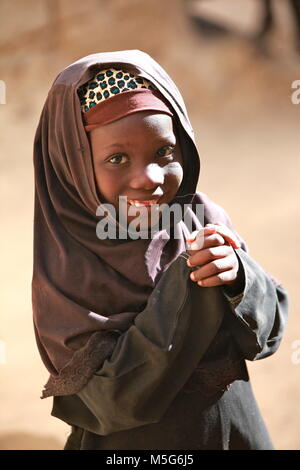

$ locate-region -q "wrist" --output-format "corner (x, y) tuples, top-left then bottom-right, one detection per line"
(224, 257), (245, 297)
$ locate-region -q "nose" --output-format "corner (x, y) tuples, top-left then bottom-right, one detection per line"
(129, 163), (164, 190)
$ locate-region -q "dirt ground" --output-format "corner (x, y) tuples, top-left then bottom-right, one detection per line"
(0, 0), (300, 450)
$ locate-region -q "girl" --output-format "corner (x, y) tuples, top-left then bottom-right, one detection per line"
(32, 50), (288, 450)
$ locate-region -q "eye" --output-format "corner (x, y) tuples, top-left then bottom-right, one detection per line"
(156, 145), (175, 158)
(107, 154), (128, 165)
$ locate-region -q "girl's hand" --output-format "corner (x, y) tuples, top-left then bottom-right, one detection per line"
(186, 223), (244, 292)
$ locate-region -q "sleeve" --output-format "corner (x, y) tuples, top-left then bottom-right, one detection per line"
(196, 192), (289, 361)
(222, 247), (289, 361)
(51, 254), (229, 436)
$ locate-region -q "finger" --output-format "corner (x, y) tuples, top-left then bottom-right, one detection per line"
(188, 244), (233, 268)
(196, 269), (238, 288)
(187, 233), (227, 262)
(205, 223), (241, 249)
(186, 227), (217, 251)
(190, 253), (238, 282)
(186, 226), (217, 243)
(187, 231), (225, 252)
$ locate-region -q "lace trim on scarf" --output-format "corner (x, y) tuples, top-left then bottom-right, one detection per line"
(41, 330), (119, 399)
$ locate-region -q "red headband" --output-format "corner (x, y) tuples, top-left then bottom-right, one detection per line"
(83, 88), (174, 132)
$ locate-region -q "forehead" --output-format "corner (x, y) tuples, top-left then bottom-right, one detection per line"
(89, 111), (176, 148)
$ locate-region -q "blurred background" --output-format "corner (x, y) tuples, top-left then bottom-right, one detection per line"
(0, 0), (299, 450)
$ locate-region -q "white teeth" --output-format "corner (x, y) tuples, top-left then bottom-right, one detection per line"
(128, 200), (158, 207)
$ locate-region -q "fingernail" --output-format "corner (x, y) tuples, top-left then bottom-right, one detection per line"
(197, 280), (203, 286)
(190, 272), (195, 281)
(187, 258), (191, 267)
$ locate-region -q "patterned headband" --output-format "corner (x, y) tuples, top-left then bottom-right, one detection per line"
(78, 68), (157, 113)
(77, 67), (173, 131)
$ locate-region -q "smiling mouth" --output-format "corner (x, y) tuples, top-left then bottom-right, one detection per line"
(127, 199), (161, 207)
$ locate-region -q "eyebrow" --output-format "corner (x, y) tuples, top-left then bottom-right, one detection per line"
(101, 136), (176, 151)
(102, 143), (125, 150)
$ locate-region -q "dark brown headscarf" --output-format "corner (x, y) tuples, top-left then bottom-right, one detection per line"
(32, 50), (228, 399)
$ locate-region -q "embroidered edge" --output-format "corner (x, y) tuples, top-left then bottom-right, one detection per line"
(41, 330), (119, 399)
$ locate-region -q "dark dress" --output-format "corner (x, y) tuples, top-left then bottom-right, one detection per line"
(62, 380), (273, 450)
(51, 248), (288, 450)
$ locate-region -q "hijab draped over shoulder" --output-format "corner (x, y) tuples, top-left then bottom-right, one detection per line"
(32, 50), (232, 398)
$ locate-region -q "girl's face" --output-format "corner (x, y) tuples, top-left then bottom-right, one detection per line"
(89, 111), (184, 225)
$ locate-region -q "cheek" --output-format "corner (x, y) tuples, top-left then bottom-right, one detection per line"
(165, 162), (184, 187)
(94, 169), (121, 202)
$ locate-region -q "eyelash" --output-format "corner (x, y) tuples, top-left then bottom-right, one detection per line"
(107, 146), (175, 165)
